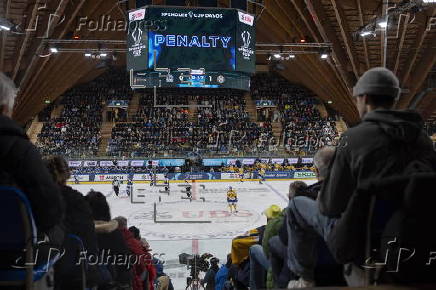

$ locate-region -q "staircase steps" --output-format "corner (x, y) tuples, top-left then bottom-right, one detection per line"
(50, 104), (64, 119)
(98, 122), (115, 156)
(188, 100), (198, 122)
(26, 121), (44, 145)
(128, 93), (141, 121)
(244, 93), (257, 122)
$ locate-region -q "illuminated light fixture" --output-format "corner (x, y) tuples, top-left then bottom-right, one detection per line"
(360, 31), (372, 37)
(73, 35), (80, 39)
(0, 25), (10, 31)
(377, 20), (388, 29)
(300, 39), (306, 43)
(50, 47), (58, 53)
(84, 53), (92, 57)
(288, 54), (296, 59)
(422, 0), (436, 3)
(327, 100), (333, 104)
(320, 53), (328, 59)
(44, 99), (51, 104)
(99, 52), (107, 57)
(273, 53), (282, 59)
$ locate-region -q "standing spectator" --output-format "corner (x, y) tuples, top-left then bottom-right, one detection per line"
(201, 257), (220, 290)
(215, 254), (232, 290)
(0, 72), (64, 244)
(286, 67), (436, 288)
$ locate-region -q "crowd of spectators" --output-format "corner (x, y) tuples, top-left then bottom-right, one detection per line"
(251, 73), (338, 155)
(107, 88), (275, 157)
(36, 69), (132, 157)
(425, 120), (436, 136)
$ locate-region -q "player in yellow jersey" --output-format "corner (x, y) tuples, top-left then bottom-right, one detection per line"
(258, 167), (266, 184)
(227, 186), (238, 213)
(238, 167), (244, 182)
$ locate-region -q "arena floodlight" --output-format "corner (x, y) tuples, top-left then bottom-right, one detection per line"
(0, 25), (10, 31)
(50, 47), (58, 53)
(422, 0), (436, 3)
(377, 20), (388, 29)
(273, 53), (281, 59)
(320, 53), (328, 59)
(327, 100), (333, 104)
(99, 52), (107, 57)
(360, 31), (372, 37)
(288, 54), (296, 59)
(84, 53), (92, 57)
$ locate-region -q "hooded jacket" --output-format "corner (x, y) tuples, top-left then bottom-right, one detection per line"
(0, 115), (63, 232)
(319, 110), (436, 262)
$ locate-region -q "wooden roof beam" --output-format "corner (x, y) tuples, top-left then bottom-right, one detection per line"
(355, 0), (370, 70)
(11, 0), (42, 80)
(401, 13), (434, 85)
(331, 0), (360, 78)
(0, 0), (11, 71)
(303, 0), (356, 90)
(398, 36), (436, 109)
(393, 14), (410, 75)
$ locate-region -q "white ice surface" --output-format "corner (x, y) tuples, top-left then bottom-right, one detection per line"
(71, 180), (316, 289)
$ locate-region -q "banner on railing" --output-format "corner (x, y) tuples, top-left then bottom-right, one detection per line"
(133, 173), (166, 180)
(271, 158), (284, 164)
(67, 174), (89, 182)
(117, 160), (130, 167)
(241, 158), (255, 165)
(93, 174), (129, 182)
(99, 161), (114, 167)
(293, 171), (316, 179)
(288, 158), (299, 164)
(130, 160), (145, 167)
(159, 159), (185, 167)
(83, 161), (98, 167)
(301, 157), (314, 164)
(68, 161), (82, 167)
(203, 159), (227, 166)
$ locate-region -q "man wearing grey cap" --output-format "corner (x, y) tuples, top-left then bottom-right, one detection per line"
(286, 67), (436, 288)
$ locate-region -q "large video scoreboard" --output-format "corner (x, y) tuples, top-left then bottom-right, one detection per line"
(127, 6), (255, 90)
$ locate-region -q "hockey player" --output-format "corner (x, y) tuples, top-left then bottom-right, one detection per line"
(258, 167), (266, 184)
(126, 179), (133, 197)
(186, 185), (192, 199)
(112, 178), (121, 196)
(227, 186), (238, 213)
(239, 166), (244, 183)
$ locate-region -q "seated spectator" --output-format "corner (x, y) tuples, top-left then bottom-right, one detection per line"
(286, 67), (436, 288)
(114, 216), (152, 290)
(201, 257), (220, 290)
(85, 191), (132, 288)
(44, 155), (100, 289)
(215, 254), (232, 290)
(0, 72), (63, 245)
(248, 204), (282, 290)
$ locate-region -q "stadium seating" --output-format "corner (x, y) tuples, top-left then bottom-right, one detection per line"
(0, 186), (60, 290)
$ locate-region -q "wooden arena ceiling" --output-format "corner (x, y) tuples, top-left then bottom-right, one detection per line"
(0, 0), (435, 125)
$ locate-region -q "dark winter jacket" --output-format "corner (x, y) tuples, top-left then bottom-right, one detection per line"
(55, 185), (100, 289)
(95, 220), (132, 286)
(319, 110), (436, 262)
(0, 115), (63, 233)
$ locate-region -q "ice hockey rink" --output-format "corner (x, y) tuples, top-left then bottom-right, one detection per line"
(71, 179), (316, 289)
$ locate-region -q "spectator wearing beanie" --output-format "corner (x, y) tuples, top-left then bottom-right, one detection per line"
(286, 67), (436, 288)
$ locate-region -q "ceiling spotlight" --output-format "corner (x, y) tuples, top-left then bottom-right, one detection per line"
(0, 25), (10, 31)
(273, 53), (282, 59)
(377, 20), (388, 29)
(422, 0), (435, 3)
(320, 53), (328, 59)
(267, 55), (272, 61)
(99, 52), (107, 57)
(360, 31), (372, 37)
(50, 47), (58, 53)
(327, 100), (333, 104)
(300, 39), (306, 43)
(288, 54), (296, 59)
(84, 53), (92, 57)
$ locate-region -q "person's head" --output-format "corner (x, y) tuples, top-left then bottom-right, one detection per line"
(313, 146), (336, 181)
(44, 155), (71, 185)
(0, 72), (17, 118)
(85, 191), (111, 221)
(114, 216), (127, 229)
(129, 225), (141, 240)
(288, 181), (308, 199)
(263, 204), (282, 221)
(352, 67), (400, 118)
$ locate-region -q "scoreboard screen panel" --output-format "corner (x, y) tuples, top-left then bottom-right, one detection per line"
(127, 5), (256, 79)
